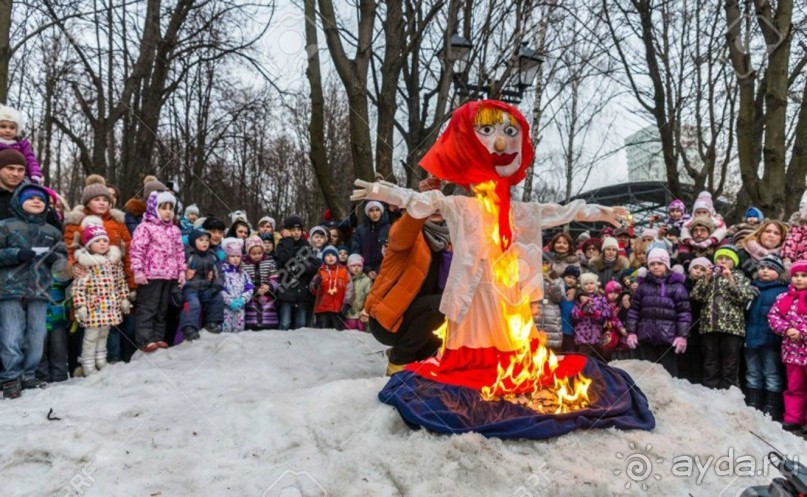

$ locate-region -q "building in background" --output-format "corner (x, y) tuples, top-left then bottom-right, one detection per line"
(625, 125), (699, 184)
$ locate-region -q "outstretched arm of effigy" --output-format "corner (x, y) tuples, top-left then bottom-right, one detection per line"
(350, 179), (447, 220)
(530, 200), (628, 229)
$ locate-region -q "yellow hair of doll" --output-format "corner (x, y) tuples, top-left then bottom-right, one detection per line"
(473, 106), (518, 127)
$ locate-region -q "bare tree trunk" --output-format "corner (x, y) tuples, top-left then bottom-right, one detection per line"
(318, 0), (377, 181)
(374, 0), (405, 181)
(305, 0), (344, 219)
(0, 0), (10, 103)
(725, 0), (804, 218)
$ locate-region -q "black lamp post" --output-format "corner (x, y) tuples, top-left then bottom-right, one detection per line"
(445, 36), (543, 104)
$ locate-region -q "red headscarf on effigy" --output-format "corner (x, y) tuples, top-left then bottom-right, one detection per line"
(419, 100), (535, 252)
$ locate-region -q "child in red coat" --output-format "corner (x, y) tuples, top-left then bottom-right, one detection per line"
(310, 246), (353, 330)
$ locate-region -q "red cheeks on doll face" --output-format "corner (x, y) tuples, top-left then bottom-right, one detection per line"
(474, 113), (522, 177)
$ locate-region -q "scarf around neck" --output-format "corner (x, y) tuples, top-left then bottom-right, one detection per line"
(743, 239), (780, 262)
(423, 220), (451, 252)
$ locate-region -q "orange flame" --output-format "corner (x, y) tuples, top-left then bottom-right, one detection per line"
(471, 181), (592, 414)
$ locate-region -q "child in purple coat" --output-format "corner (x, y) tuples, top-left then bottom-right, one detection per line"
(768, 260), (807, 435)
(0, 105), (43, 183)
(626, 248), (691, 377)
(572, 272), (612, 360)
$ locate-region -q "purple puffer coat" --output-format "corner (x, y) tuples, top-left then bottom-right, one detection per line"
(0, 139), (42, 179)
(626, 271), (691, 346)
(572, 293), (611, 345)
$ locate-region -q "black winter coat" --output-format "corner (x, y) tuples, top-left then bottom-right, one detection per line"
(275, 237), (319, 304)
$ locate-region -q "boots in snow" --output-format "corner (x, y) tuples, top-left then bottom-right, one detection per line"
(183, 326), (200, 341)
(763, 390), (784, 422)
(746, 388), (765, 411)
(2, 379), (21, 399)
(205, 322), (222, 334)
(21, 378), (47, 390)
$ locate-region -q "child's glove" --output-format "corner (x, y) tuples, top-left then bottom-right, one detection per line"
(626, 334), (639, 349)
(672, 336), (687, 354)
(134, 272), (148, 286)
(75, 306), (88, 323)
(30, 175), (42, 184)
(120, 300), (131, 315)
(229, 299), (243, 311)
(40, 250), (60, 265)
(17, 249), (35, 263)
(128, 290), (137, 303)
(177, 272), (186, 287)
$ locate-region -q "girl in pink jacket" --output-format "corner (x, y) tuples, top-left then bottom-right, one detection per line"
(768, 259), (807, 434)
(129, 190), (185, 352)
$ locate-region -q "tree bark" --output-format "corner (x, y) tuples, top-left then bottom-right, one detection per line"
(318, 0), (377, 182)
(0, 0), (11, 103)
(305, 0), (344, 219)
(725, 0), (802, 219)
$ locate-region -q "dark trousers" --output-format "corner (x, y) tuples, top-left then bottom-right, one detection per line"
(561, 334), (576, 353)
(136, 280), (173, 347)
(636, 343), (678, 377)
(107, 314), (137, 363)
(316, 312), (344, 331)
(678, 331), (703, 385)
(370, 294), (444, 365)
(701, 332), (744, 389)
(36, 327), (69, 382)
(180, 287), (225, 331)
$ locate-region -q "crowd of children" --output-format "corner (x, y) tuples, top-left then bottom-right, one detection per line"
(534, 192), (807, 437)
(0, 99), (805, 436)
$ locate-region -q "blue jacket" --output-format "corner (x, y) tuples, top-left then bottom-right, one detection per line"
(0, 185), (67, 301)
(560, 283), (575, 335)
(746, 279), (788, 349)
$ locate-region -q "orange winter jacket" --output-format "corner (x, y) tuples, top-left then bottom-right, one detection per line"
(312, 264), (351, 314)
(64, 206), (135, 289)
(364, 212), (432, 332)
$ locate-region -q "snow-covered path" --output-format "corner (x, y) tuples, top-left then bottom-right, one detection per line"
(1, 328), (804, 496)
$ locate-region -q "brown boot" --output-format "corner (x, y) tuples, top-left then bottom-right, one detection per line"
(386, 361), (406, 376)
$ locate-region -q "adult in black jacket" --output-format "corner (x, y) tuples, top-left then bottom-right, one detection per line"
(275, 215), (320, 330)
(0, 150), (61, 230)
(351, 201), (391, 279)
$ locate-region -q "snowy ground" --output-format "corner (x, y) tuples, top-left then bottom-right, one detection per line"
(2, 328), (804, 497)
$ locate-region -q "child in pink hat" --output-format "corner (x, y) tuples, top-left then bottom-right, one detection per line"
(768, 260), (807, 435)
(72, 220), (130, 375)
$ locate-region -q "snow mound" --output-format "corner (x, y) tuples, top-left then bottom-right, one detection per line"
(2, 329), (804, 496)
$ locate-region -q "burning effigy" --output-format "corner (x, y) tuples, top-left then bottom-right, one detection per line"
(352, 100), (654, 439)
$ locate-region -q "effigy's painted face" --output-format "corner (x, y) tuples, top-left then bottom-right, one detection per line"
(474, 109), (522, 177)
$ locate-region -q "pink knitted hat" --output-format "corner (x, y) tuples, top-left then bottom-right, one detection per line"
(791, 260), (807, 277)
(244, 236), (263, 254)
(647, 248), (671, 269)
(81, 223), (109, 247)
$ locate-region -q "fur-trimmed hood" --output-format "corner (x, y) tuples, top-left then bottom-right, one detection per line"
(74, 245), (122, 267)
(64, 204), (125, 227)
(587, 254), (631, 273)
(789, 210), (807, 227)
